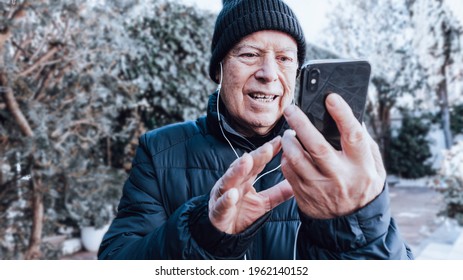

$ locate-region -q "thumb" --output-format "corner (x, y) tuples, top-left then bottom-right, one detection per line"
(209, 188), (239, 232)
(226, 188), (239, 205)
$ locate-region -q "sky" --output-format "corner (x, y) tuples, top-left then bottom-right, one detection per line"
(179, 0), (463, 42)
(446, 0), (463, 22)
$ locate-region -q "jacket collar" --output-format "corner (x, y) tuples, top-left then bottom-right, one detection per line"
(206, 91), (288, 152)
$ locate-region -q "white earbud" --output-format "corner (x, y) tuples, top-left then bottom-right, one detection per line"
(217, 62), (224, 122)
(217, 62), (223, 91)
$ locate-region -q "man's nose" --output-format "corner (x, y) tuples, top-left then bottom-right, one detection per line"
(254, 55), (278, 83)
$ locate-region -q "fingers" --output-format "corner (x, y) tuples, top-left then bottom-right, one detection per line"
(210, 188), (239, 219)
(281, 129), (321, 176)
(325, 94), (369, 162)
(209, 136), (284, 233)
(248, 136), (282, 178)
(214, 153), (253, 199)
(283, 105), (331, 155)
(215, 136), (282, 197)
(283, 105), (337, 173)
(258, 179), (294, 211)
(208, 187), (240, 233)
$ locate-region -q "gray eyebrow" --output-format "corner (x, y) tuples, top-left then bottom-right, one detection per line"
(231, 44), (297, 54)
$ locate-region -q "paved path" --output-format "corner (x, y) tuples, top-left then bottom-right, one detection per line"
(389, 186), (463, 259)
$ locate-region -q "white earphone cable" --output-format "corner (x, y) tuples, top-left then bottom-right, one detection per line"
(216, 62), (286, 260)
(217, 63), (240, 159)
(217, 62), (283, 183)
(293, 222), (301, 260)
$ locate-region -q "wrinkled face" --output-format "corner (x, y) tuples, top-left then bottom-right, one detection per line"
(218, 30), (299, 137)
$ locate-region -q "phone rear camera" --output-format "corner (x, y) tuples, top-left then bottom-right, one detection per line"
(308, 69), (320, 92)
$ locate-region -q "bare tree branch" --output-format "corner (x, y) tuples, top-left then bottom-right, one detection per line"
(0, 73), (34, 137)
(18, 46), (58, 77)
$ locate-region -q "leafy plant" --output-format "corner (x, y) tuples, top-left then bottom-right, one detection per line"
(434, 141), (463, 226)
(386, 112), (434, 178)
(0, 0), (216, 259)
(64, 167), (124, 229)
(450, 103), (463, 136)
(122, 0), (216, 128)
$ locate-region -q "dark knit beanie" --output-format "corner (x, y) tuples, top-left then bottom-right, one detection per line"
(209, 0), (306, 83)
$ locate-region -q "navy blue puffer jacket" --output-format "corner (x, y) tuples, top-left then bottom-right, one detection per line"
(98, 93), (413, 260)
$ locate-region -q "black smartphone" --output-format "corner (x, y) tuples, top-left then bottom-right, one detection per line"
(298, 59), (371, 150)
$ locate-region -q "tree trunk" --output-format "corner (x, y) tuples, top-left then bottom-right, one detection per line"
(439, 85), (453, 149)
(438, 20), (453, 149)
(1, 57), (44, 260)
(24, 175), (44, 260)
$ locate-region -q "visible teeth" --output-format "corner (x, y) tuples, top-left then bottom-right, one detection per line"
(250, 94), (276, 102)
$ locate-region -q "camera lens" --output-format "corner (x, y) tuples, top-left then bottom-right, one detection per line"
(308, 69), (320, 92)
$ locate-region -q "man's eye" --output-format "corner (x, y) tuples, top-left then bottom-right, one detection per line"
(279, 56), (293, 63)
(240, 53), (257, 58)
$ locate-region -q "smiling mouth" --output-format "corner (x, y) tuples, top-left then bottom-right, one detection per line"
(249, 93), (278, 102)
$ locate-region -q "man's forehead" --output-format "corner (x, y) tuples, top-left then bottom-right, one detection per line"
(232, 32), (298, 52)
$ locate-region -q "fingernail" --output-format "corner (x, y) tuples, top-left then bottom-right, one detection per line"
(326, 94), (341, 108)
(284, 129), (296, 137)
(284, 104), (296, 116)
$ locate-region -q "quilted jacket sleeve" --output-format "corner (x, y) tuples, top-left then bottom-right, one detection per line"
(97, 134), (262, 260)
(296, 185), (414, 259)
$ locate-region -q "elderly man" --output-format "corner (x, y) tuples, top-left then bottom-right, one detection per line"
(98, 0), (413, 260)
